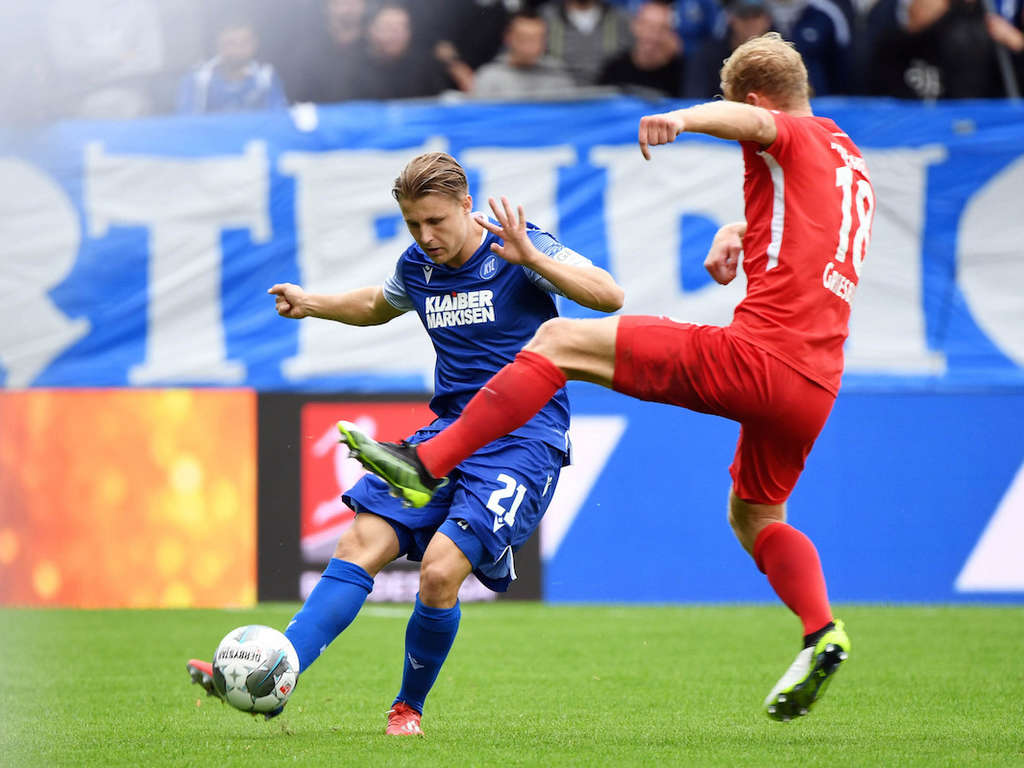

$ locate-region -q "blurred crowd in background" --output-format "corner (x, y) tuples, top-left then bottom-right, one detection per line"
(1, 0), (1022, 125)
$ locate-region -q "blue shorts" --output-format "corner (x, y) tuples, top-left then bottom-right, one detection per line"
(343, 429), (565, 592)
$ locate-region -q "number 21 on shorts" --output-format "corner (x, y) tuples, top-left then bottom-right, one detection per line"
(487, 473), (526, 532)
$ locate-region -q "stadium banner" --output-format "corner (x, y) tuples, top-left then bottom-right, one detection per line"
(256, 393), (542, 603)
(3, 99), (1022, 603)
(3, 98), (1023, 392)
(0, 389), (256, 608)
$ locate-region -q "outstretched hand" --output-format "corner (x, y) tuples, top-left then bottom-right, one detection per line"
(638, 111), (685, 160)
(473, 196), (536, 266)
(267, 283), (309, 318)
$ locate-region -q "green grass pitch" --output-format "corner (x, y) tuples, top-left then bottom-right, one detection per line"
(4, 603), (1023, 767)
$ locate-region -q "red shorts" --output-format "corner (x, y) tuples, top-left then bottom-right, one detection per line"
(612, 316), (835, 505)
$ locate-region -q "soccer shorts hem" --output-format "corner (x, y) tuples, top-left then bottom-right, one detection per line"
(344, 432), (564, 592)
(613, 316), (835, 505)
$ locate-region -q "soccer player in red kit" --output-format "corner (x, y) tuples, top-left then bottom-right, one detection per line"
(339, 32), (872, 721)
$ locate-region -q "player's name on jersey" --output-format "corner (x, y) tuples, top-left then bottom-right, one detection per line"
(830, 141), (869, 177)
(822, 262), (856, 305)
(424, 290), (496, 329)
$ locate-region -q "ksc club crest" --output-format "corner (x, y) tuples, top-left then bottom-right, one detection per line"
(479, 255), (497, 280)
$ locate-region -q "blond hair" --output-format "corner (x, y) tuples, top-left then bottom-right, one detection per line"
(392, 152), (468, 202)
(720, 32), (810, 108)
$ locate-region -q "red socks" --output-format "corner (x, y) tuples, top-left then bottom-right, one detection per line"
(753, 522), (833, 636)
(417, 350), (567, 478)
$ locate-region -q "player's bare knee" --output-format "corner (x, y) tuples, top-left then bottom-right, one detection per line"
(332, 526), (363, 561)
(333, 515), (397, 575)
(418, 560), (461, 608)
(727, 501), (742, 535)
(523, 317), (573, 364)
(728, 492), (785, 553)
(727, 502), (752, 551)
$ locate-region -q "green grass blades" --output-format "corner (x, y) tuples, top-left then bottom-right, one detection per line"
(4, 604), (1024, 767)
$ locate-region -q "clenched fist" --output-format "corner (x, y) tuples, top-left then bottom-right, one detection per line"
(268, 283), (310, 318)
(638, 111), (686, 160)
(704, 223), (745, 286)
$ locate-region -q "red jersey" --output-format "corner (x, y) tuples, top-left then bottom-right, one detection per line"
(730, 110), (874, 395)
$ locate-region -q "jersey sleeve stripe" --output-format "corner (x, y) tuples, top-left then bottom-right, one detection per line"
(383, 266), (415, 310)
(756, 150), (786, 272)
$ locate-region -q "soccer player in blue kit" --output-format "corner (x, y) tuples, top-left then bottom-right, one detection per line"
(187, 152), (623, 735)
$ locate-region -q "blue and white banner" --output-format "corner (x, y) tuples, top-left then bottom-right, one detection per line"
(3, 98), (1022, 602)
(3, 98), (1024, 391)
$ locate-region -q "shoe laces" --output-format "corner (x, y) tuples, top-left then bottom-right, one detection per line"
(388, 702), (420, 721)
(384, 439), (418, 458)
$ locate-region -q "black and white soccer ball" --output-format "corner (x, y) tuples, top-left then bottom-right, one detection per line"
(212, 625), (299, 713)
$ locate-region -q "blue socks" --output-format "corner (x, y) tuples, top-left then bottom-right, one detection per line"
(395, 595), (461, 714)
(285, 558), (373, 672)
(283, 563), (460, 716)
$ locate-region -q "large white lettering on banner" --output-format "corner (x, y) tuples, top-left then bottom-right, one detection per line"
(845, 146), (948, 374)
(460, 145), (577, 239)
(2, 100), (1022, 389)
(958, 155), (1024, 368)
(277, 142), (444, 383)
(0, 159), (90, 386)
(593, 143), (949, 374)
(592, 142), (747, 325)
(84, 140), (270, 383)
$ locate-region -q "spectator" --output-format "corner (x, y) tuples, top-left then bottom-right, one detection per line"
(685, 0), (774, 98)
(676, 0), (729, 59)
(44, 0), (166, 118)
(993, 0), (1024, 88)
(766, 0), (852, 95)
(866, 0), (1019, 98)
(286, 0), (368, 103)
(472, 10), (577, 98)
(599, 2), (685, 96)
(178, 20), (287, 113)
(434, 39), (481, 92)
(407, 0), (514, 84)
(540, 0), (633, 84)
(989, 0), (1024, 63)
(359, 4), (449, 99)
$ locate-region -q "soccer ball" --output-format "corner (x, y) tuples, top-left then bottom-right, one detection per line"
(212, 625), (299, 713)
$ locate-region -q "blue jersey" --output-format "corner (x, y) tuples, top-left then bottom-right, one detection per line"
(382, 222), (590, 455)
(177, 59), (288, 114)
(772, 0), (852, 96)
